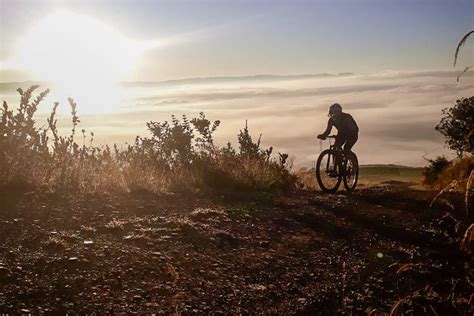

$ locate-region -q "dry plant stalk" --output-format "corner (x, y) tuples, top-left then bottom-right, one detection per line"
(454, 30), (474, 67)
(456, 66), (472, 83)
(389, 298), (407, 316)
(462, 223), (474, 255)
(466, 170), (473, 216)
(454, 30), (474, 83)
(430, 180), (459, 208)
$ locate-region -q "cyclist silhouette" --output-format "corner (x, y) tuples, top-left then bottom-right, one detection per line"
(317, 103), (359, 152)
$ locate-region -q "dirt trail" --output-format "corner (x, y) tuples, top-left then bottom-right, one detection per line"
(0, 186), (471, 314)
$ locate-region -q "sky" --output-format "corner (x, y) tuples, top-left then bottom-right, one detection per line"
(1, 0), (473, 81)
(0, 0), (473, 167)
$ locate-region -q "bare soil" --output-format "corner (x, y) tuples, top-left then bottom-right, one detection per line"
(0, 185), (472, 314)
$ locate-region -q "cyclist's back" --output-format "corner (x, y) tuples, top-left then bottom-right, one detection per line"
(330, 112), (358, 137)
(317, 103), (359, 152)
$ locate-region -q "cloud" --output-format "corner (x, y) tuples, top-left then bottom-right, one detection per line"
(366, 120), (443, 142)
(1, 70), (473, 166)
(134, 83), (400, 104)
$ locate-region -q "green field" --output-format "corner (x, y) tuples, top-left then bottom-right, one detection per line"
(298, 164), (425, 190)
(358, 164), (424, 188)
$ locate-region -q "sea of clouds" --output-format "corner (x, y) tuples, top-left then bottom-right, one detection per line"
(1, 70), (473, 167)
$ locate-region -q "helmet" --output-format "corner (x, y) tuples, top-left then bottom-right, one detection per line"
(329, 103), (342, 116)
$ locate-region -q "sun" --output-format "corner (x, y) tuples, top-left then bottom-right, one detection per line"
(10, 10), (149, 113)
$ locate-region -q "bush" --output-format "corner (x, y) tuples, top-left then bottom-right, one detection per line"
(0, 86), (297, 194)
(422, 156), (451, 185)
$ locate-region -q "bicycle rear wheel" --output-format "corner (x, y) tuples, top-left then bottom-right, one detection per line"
(316, 149), (342, 193)
(343, 152), (359, 192)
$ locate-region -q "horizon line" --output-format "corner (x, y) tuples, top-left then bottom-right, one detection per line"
(1, 68), (472, 85)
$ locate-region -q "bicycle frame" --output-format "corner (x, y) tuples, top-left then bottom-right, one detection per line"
(323, 137), (346, 175)
(316, 135), (359, 192)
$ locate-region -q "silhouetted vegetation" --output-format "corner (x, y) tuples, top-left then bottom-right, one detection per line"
(422, 97), (474, 215)
(0, 86), (296, 194)
(422, 156), (451, 185)
(435, 97), (474, 157)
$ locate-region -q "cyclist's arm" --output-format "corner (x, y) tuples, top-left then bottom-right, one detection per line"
(321, 118), (334, 137)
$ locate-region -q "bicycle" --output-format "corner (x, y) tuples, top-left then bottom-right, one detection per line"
(315, 135), (359, 193)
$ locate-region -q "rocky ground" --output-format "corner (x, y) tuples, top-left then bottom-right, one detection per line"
(0, 184), (472, 314)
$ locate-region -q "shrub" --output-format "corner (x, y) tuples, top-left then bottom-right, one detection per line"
(422, 156), (451, 185)
(0, 86), (297, 194)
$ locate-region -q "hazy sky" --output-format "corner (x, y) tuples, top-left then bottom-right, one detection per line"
(1, 0), (473, 81)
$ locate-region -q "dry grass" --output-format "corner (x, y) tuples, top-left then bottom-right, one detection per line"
(429, 155), (474, 215)
(0, 86), (296, 194)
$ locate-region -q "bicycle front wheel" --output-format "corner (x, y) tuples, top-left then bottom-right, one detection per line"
(343, 152), (359, 192)
(316, 149), (342, 193)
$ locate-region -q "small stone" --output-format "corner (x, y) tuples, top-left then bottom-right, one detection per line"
(83, 240), (94, 245)
(0, 266), (10, 280)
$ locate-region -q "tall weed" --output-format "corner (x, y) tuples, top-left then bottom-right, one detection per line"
(0, 86), (296, 194)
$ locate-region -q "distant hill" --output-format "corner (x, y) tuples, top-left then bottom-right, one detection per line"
(360, 164), (423, 169)
(358, 164), (424, 186)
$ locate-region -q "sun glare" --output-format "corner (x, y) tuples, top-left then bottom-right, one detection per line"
(10, 10), (148, 113)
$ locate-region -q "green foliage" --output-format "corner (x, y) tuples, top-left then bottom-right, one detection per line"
(435, 97), (474, 157)
(0, 86), (296, 194)
(422, 156), (450, 185)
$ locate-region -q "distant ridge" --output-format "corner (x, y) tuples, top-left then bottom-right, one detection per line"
(121, 73), (355, 87)
(360, 164), (423, 169)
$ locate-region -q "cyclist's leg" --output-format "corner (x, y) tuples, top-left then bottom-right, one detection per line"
(342, 134), (358, 175)
(343, 134), (358, 153)
(334, 135), (346, 169)
(335, 135), (345, 149)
